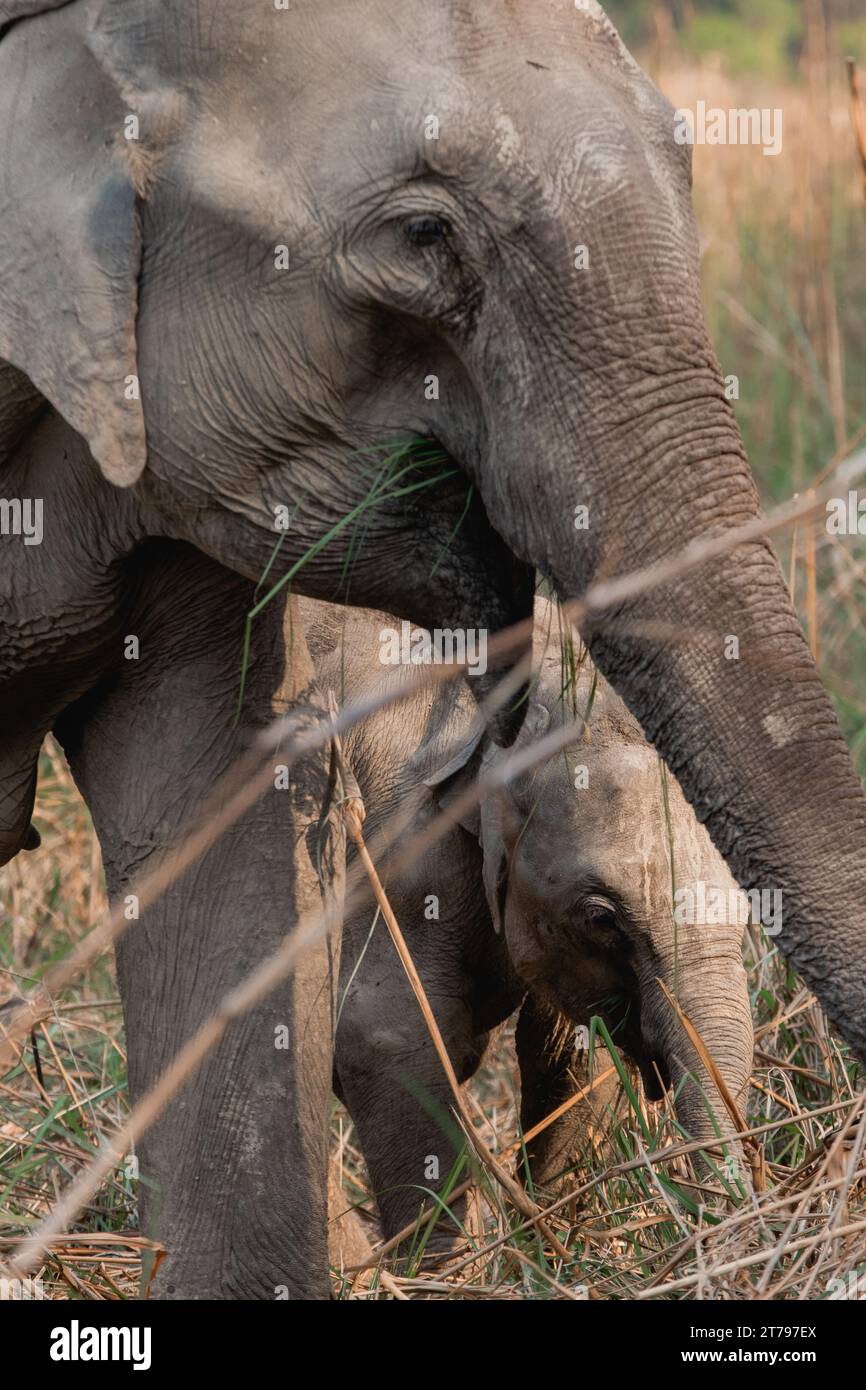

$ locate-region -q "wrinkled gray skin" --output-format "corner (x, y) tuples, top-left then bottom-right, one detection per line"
(306, 596), (753, 1239)
(1, 0), (865, 1298)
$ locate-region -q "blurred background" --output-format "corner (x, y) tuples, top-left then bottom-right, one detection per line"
(609, 0), (866, 772)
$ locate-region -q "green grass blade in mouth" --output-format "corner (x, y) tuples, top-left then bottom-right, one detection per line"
(235, 442), (454, 718)
(428, 483), (474, 579)
(589, 1014), (653, 1145)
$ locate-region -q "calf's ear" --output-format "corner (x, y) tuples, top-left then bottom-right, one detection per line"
(476, 699), (553, 934)
(0, 7), (146, 482)
(430, 754), (510, 934)
(479, 796), (510, 934)
(422, 733), (484, 839)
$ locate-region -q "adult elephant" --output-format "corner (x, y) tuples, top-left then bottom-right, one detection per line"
(1, 0), (864, 1298)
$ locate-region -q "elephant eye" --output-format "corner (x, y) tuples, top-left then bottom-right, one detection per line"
(584, 897), (621, 939)
(404, 214), (451, 248)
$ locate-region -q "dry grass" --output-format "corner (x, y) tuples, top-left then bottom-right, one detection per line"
(328, 932), (866, 1302)
(0, 741), (138, 1299)
(1, 740), (864, 1301)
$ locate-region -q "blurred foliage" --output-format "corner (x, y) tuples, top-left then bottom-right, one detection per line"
(606, 1), (864, 75)
(603, 1), (866, 769)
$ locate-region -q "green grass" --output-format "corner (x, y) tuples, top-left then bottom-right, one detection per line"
(235, 440), (461, 717)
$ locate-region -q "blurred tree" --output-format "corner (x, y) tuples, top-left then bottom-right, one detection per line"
(604, 0), (863, 73)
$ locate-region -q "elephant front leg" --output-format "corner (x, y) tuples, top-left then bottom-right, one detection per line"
(516, 993), (623, 1196)
(56, 552), (342, 1300)
(334, 938), (489, 1256)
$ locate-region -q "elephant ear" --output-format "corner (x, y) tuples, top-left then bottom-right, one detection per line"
(424, 733), (485, 840)
(412, 677), (484, 836)
(477, 700), (553, 933)
(422, 734), (507, 932)
(478, 789), (510, 935)
(0, 6), (146, 483)
(0, 0), (68, 24)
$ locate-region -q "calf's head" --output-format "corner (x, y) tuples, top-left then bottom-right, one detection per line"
(437, 606), (754, 1157)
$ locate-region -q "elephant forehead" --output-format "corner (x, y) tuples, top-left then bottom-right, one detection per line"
(515, 743), (736, 915)
(581, 748), (738, 895)
(92, 0), (637, 88)
(92, 0), (674, 234)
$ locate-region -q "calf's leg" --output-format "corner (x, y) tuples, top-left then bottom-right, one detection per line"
(516, 993), (624, 1194)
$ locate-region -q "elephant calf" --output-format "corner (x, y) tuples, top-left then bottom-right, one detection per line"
(304, 596), (754, 1245)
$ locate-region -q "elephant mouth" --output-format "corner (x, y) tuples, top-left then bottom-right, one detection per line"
(537, 961), (674, 1103)
(588, 985), (672, 1102)
(633, 1043), (672, 1102)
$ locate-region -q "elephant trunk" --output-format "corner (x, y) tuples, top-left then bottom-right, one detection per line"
(642, 941), (754, 1173)
(584, 529), (866, 1061)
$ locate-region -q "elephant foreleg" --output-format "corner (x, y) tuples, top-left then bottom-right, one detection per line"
(334, 919), (490, 1255)
(516, 993), (623, 1196)
(56, 547), (342, 1300)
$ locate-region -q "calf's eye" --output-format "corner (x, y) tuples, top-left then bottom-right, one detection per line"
(589, 907), (617, 931)
(404, 215), (451, 247)
(584, 898), (621, 938)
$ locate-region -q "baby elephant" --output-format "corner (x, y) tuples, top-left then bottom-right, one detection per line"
(303, 596), (754, 1243)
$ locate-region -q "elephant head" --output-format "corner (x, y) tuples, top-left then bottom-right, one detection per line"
(431, 597), (754, 1158)
(1, 0), (865, 1055)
